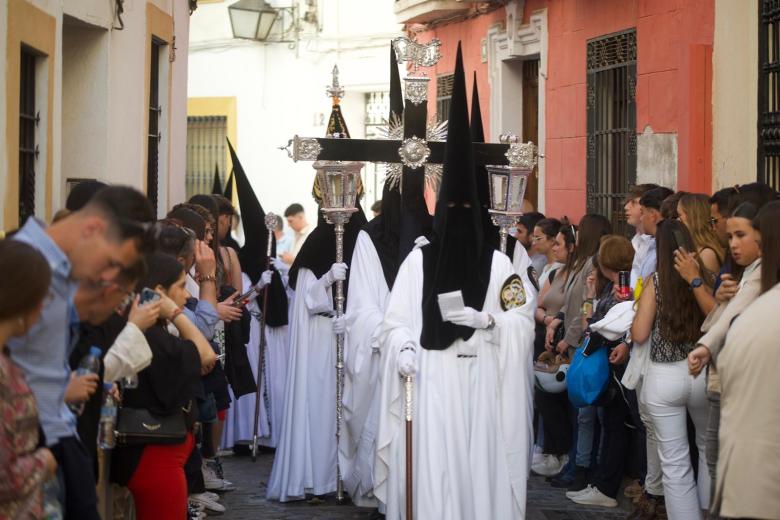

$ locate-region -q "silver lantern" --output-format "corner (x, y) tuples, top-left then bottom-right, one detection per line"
(312, 159), (363, 504)
(488, 134), (538, 253)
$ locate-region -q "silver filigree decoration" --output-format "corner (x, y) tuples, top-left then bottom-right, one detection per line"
(293, 136), (322, 162)
(382, 117), (447, 190)
(392, 37), (442, 73)
(398, 136), (430, 170)
(326, 64), (345, 100)
(500, 133), (537, 169)
(404, 76), (429, 105)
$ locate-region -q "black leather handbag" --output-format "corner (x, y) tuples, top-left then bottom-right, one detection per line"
(115, 407), (188, 446)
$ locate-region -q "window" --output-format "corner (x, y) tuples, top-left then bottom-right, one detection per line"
(19, 47), (38, 224)
(586, 29), (637, 236)
(185, 115), (228, 198)
(436, 73), (454, 122)
(147, 39), (163, 213)
(759, 0), (780, 190)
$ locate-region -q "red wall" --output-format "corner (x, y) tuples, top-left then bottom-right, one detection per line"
(538, 0), (714, 220)
(415, 0), (714, 221)
(416, 8), (506, 136)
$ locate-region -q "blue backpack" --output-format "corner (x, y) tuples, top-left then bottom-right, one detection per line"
(567, 334), (610, 408)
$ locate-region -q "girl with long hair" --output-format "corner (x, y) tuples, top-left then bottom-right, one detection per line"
(685, 201), (765, 513)
(532, 218), (563, 287)
(632, 220), (709, 518)
(0, 241), (57, 519)
(678, 193), (725, 280)
(112, 253), (217, 520)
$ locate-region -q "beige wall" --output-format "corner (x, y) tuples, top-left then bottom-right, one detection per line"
(0, 0), (189, 229)
(712, 0), (758, 189)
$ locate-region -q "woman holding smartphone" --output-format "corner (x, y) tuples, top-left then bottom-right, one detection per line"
(112, 253), (217, 520)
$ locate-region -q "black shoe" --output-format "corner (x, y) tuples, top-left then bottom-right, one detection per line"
(566, 466), (588, 493)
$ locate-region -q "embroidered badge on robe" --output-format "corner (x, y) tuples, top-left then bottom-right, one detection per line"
(500, 274), (526, 310)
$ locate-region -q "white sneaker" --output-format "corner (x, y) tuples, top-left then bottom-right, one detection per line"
(566, 484), (593, 500)
(531, 454), (567, 476)
(203, 463), (235, 492)
(570, 486), (618, 507)
(190, 492), (226, 513)
(531, 445), (544, 466)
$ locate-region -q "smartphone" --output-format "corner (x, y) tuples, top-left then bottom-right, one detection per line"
(672, 228), (687, 254)
(232, 287), (258, 308)
(139, 287), (160, 305)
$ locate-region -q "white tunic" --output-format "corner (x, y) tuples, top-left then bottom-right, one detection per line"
(374, 248), (535, 520)
(266, 267), (338, 501)
(222, 273), (290, 449)
(339, 231), (390, 508)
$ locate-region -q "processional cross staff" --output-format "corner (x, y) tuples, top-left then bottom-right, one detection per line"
(280, 37), (538, 508)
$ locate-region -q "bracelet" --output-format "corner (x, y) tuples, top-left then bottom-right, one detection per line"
(199, 274), (216, 284)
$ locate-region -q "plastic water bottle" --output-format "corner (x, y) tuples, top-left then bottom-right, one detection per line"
(98, 383), (117, 449)
(42, 478), (63, 520)
(68, 346), (102, 416)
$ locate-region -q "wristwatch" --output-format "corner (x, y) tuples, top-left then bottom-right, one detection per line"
(690, 277), (703, 290)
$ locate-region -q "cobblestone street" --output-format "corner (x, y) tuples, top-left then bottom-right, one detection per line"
(216, 451), (632, 519)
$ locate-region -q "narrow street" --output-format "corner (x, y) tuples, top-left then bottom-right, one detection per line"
(217, 451), (632, 519)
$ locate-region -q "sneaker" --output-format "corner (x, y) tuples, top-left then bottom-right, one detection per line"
(203, 462), (236, 492)
(531, 445), (544, 466)
(531, 454), (568, 476)
(566, 466), (588, 493)
(188, 503), (207, 520)
(570, 486), (618, 508)
(566, 484), (593, 500)
(190, 492), (226, 514)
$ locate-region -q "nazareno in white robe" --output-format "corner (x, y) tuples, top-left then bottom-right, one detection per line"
(266, 267), (339, 501)
(339, 231), (390, 508)
(374, 248), (536, 520)
(222, 272), (290, 449)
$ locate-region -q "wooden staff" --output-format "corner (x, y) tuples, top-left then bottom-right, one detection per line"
(405, 374), (414, 520)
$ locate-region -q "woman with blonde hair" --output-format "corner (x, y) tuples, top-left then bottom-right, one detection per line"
(677, 193), (725, 279)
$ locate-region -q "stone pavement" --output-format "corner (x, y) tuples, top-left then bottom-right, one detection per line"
(215, 450), (632, 519)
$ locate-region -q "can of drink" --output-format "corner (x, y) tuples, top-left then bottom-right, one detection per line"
(618, 271), (631, 299)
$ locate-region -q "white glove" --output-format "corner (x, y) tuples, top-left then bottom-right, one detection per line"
(413, 236), (430, 250)
(255, 270), (273, 290)
(323, 262), (348, 286)
(397, 344), (418, 377)
(332, 315), (346, 335)
(447, 307), (491, 329)
(271, 257), (290, 275)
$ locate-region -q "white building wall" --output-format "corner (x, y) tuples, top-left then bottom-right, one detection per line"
(188, 0), (402, 220)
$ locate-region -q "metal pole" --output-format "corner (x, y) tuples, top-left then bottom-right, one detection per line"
(334, 218), (346, 503)
(498, 226), (508, 255)
(405, 375), (414, 520)
(251, 214), (277, 461)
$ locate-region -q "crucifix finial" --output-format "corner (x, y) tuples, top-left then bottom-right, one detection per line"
(392, 36), (442, 75)
(326, 64), (345, 102)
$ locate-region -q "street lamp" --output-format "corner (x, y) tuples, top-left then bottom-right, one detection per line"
(488, 134), (537, 253)
(228, 0), (278, 41)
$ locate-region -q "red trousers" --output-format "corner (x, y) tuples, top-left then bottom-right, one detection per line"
(128, 433), (194, 520)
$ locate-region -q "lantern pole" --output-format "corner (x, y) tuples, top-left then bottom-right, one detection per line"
(315, 160), (361, 505)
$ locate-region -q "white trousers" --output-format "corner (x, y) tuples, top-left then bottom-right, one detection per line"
(637, 376), (665, 496)
(642, 360), (710, 520)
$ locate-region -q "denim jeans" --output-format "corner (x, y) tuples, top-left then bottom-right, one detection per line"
(643, 360), (709, 519)
(575, 406), (597, 467)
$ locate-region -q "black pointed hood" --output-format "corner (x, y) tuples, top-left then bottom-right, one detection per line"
(471, 72), (517, 258)
(226, 138), (288, 326)
(389, 43), (404, 119)
(420, 43), (493, 351)
(362, 43), (405, 290)
(211, 164), (223, 195)
(223, 170), (234, 200)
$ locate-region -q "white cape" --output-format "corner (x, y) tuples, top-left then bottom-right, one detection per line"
(266, 267), (338, 501)
(222, 273), (290, 449)
(339, 231), (389, 508)
(374, 248), (536, 520)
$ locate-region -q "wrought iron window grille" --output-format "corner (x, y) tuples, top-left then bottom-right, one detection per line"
(759, 0), (780, 190)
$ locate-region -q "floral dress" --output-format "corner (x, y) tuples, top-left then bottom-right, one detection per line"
(0, 347), (49, 519)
